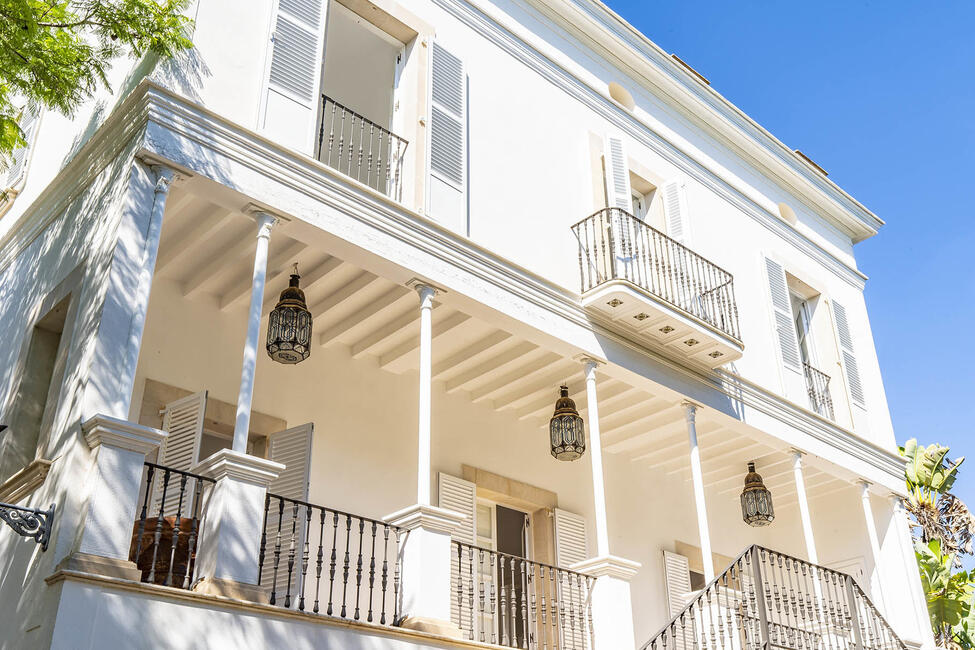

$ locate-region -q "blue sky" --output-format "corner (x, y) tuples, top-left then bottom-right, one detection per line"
(600, 2), (975, 500)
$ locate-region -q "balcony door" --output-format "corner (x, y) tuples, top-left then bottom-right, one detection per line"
(476, 500), (532, 647)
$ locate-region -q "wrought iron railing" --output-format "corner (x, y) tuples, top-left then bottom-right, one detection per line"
(0, 501), (54, 551)
(258, 494), (402, 626)
(571, 208), (741, 342)
(131, 462), (215, 588)
(316, 95), (408, 201)
(451, 540), (595, 649)
(804, 362), (835, 420)
(641, 545), (905, 650)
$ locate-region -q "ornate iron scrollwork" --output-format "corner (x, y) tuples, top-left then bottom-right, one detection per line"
(0, 502), (54, 551)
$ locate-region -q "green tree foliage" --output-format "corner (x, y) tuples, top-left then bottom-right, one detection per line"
(901, 440), (975, 648)
(0, 0), (192, 167)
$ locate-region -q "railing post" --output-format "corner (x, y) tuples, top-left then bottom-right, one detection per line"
(191, 449), (283, 602)
(845, 574), (865, 650)
(750, 546), (771, 650)
(58, 416), (166, 579)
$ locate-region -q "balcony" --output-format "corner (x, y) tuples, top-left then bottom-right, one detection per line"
(315, 95), (408, 201)
(804, 362), (835, 420)
(572, 208), (742, 367)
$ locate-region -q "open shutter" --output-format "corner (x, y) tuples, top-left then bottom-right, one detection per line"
(261, 423), (313, 604)
(661, 180), (689, 244)
(438, 473), (476, 633)
(428, 43), (466, 232)
(603, 135), (632, 211)
(155, 391), (207, 516)
(663, 550), (692, 616)
(6, 104), (40, 189)
(765, 257), (805, 399)
(554, 508), (589, 649)
(832, 300), (869, 434)
(262, 0), (327, 153)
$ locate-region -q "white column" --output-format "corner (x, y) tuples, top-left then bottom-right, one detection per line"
(414, 283), (436, 505)
(60, 416), (166, 579)
(791, 449), (818, 564)
(582, 358), (610, 557)
(886, 494), (935, 649)
(857, 481), (888, 615)
(232, 211), (277, 453)
(684, 402), (714, 581)
(192, 449), (283, 602)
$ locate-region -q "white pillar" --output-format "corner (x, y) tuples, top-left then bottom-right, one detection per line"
(886, 494), (935, 649)
(385, 504), (466, 637)
(857, 481), (888, 615)
(791, 449), (818, 564)
(60, 416), (166, 579)
(582, 358), (610, 557)
(414, 283), (436, 505)
(232, 212), (277, 453)
(684, 402), (714, 581)
(572, 556), (641, 650)
(191, 449), (283, 602)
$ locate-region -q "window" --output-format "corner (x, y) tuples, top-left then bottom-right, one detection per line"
(1, 296), (71, 482)
(791, 292), (815, 367)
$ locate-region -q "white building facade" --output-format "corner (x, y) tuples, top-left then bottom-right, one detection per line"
(0, 1), (933, 649)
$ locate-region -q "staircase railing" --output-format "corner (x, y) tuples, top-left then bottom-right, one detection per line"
(641, 545), (905, 650)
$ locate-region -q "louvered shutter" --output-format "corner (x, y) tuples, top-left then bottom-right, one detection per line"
(261, 423), (313, 604)
(428, 43), (466, 231)
(663, 550), (696, 648)
(438, 473), (476, 633)
(661, 180), (689, 244)
(765, 257), (805, 399)
(554, 508), (589, 649)
(832, 301), (864, 407)
(603, 135), (632, 211)
(262, 0), (327, 153)
(6, 104), (40, 189)
(155, 391), (207, 516)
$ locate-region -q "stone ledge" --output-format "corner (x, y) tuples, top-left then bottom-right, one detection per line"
(0, 458), (52, 503)
(384, 504), (466, 536)
(82, 415), (167, 454)
(191, 448), (283, 486)
(193, 576), (269, 604)
(55, 553), (142, 582)
(45, 569), (503, 649)
(570, 554), (641, 580)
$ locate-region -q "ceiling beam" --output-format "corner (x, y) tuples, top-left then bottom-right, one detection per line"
(602, 404), (686, 451)
(318, 286), (410, 346)
(468, 352), (562, 404)
(182, 227), (256, 298)
(444, 342), (538, 394)
(266, 256), (344, 311)
(309, 272), (379, 320)
(379, 312), (471, 369)
(492, 364), (579, 411)
(219, 240), (307, 310)
(433, 331), (512, 379)
(350, 305), (431, 359)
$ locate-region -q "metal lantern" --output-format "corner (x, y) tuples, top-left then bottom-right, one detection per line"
(266, 264), (312, 364)
(740, 461), (774, 527)
(549, 385), (586, 461)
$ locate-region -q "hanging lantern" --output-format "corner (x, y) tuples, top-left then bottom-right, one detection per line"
(740, 461), (774, 527)
(549, 385), (586, 461)
(266, 264), (312, 364)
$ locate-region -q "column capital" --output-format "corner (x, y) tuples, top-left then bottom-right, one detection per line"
(82, 415), (167, 455)
(790, 447), (806, 460)
(570, 555), (641, 580)
(681, 401), (698, 421)
(406, 278), (444, 299)
(857, 479), (872, 491)
(150, 165), (177, 194)
(384, 504), (466, 536)
(243, 203), (286, 233)
(191, 449), (283, 487)
(576, 355), (605, 374)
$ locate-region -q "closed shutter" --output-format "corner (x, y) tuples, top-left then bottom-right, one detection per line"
(428, 43), (466, 231)
(155, 391), (207, 516)
(261, 0), (327, 153)
(765, 257), (805, 399)
(261, 423), (313, 605)
(438, 473), (476, 633)
(603, 135), (632, 211)
(555, 508), (590, 649)
(6, 103), (40, 189)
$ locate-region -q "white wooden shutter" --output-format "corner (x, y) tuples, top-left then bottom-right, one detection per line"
(262, 0), (327, 153)
(438, 473), (476, 632)
(6, 103), (40, 189)
(155, 391), (207, 516)
(765, 257), (805, 399)
(438, 472), (476, 544)
(661, 180), (689, 244)
(261, 423), (313, 603)
(428, 43), (466, 231)
(832, 301), (865, 407)
(603, 135), (632, 211)
(663, 550), (692, 616)
(554, 508), (588, 568)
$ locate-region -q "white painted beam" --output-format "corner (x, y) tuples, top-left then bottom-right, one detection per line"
(432, 331), (511, 379)
(309, 272), (379, 320)
(379, 312), (471, 369)
(220, 239), (307, 310)
(318, 286), (410, 346)
(444, 342), (537, 393)
(182, 226), (257, 298)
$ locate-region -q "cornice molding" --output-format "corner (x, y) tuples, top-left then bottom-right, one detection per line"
(431, 0), (868, 288)
(524, 0), (882, 239)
